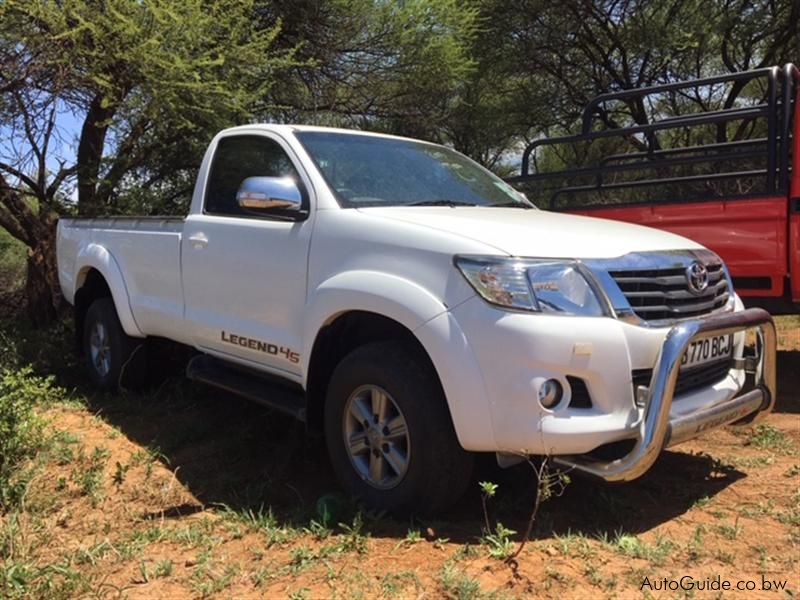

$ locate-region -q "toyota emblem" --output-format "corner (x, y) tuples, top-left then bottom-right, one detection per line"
(686, 262), (709, 295)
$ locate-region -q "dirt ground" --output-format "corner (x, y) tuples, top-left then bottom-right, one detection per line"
(2, 317), (798, 599)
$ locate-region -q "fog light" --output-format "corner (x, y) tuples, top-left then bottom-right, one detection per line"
(538, 379), (563, 408)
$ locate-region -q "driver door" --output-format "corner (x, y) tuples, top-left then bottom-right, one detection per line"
(181, 133), (314, 379)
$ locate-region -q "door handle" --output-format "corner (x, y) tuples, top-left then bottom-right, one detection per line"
(188, 233), (208, 249)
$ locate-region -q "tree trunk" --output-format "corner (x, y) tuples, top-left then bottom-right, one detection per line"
(77, 93), (116, 216)
(24, 223), (62, 327)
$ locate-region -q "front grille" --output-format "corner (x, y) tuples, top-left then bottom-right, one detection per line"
(609, 262), (729, 321)
(632, 357), (733, 398)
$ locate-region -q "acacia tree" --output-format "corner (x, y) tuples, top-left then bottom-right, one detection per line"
(256, 0), (480, 139)
(487, 0), (799, 135)
(417, 0), (800, 171)
(0, 0), (296, 325)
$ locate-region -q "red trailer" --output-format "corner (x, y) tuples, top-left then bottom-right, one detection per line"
(508, 64), (799, 313)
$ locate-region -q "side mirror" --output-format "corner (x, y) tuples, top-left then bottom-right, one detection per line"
(236, 176), (303, 212)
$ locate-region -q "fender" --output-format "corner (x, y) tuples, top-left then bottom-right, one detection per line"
(74, 243), (144, 338)
(302, 271), (448, 375)
(413, 308), (497, 451)
(303, 270), (495, 449)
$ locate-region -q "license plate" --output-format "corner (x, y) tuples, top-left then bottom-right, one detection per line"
(681, 334), (734, 370)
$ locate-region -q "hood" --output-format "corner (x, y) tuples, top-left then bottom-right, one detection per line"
(358, 206), (704, 259)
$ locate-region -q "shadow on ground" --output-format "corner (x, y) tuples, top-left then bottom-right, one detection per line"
(775, 350), (799, 414)
(10, 316), (774, 544)
(85, 372), (747, 545)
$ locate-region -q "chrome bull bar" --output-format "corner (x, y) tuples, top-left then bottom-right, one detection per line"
(555, 308), (777, 482)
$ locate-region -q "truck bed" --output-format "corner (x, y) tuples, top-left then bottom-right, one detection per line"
(57, 216), (187, 342)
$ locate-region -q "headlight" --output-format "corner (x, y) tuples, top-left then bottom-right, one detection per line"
(454, 255), (607, 316)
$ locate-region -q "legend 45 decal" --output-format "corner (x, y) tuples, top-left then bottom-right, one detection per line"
(221, 331), (300, 364)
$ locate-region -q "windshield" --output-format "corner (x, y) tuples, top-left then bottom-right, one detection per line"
(295, 131), (534, 209)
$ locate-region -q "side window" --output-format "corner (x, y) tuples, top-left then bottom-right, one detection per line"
(204, 135), (302, 216)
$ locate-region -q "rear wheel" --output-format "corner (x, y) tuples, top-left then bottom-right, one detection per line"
(83, 298), (146, 390)
(324, 341), (473, 515)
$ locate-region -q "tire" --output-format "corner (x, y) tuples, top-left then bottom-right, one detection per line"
(324, 341), (473, 515)
(82, 297), (146, 391)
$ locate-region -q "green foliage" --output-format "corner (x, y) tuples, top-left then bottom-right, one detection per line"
(613, 532), (675, 564)
(0, 229), (25, 296)
(748, 425), (793, 453)
(478, 481), (498, 498)
(0, 367), (60, 508)
(218, 504), (298, 546)
(438, 561), (482, 600)
(0, 319), (78, 385)
(0, 0), (299, 218)
(335, 513), (369, 554)
(262, 0), (479, 136)
(717, 517), (743, 540)
(0, 559), (93, 600)
(72, 446), (110, 506)
(480, 522), (516, 559)
(381, 570), (422, 597)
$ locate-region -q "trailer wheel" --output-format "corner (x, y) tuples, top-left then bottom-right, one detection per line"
(324, 341), (473, 515)
(82, 298), (146, 391)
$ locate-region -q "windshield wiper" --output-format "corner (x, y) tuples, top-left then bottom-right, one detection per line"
(491, 201), (535, 209)
(407, 199), (479, 207)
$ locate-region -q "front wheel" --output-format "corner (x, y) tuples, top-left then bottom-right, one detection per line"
(324, 341), (473, 515)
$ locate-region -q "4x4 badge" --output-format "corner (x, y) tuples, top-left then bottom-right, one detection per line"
(686, 262), (709, 295)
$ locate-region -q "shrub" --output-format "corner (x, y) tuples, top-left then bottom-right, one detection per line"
(0, 328), (19, 374)
(0, 366), (60, 508)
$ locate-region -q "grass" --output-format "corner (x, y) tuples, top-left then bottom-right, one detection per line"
(0, 367), (54, 508)
(438, 561), (483, 600)
(73, 541), (115, 566)
(479, 522), (516, 559)
(249, 565), (276, 587)
(172, 519), (218, 549)
(189, 553), (239, 597)
(394, 527), (423, 549)
(288, 545), (316, 573)
(612, 532), (675, 565)
(747, 424), (794, 454)
(71, 446), (110, 505)
(381, 570), (422, 597)
(0, 559), (96, 600)
(553, 530), (596, 559)
(728, 454), (776, 469)
(716, 549), (736, 564)
(0, 229), (26, 295)
(0, 314), (797, 598)
(717, 518), (743, 540)
(687, 525), (706, 560)
(219, 504), (299, 547)
(738, 500), (775, 519)
(776, 489), (800, 527)
(334, 514), (370, 554)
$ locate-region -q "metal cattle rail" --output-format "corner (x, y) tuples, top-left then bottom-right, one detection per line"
(507, 64), (798, 211)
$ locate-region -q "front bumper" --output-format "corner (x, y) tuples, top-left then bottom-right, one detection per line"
(553, 307), (776, 481)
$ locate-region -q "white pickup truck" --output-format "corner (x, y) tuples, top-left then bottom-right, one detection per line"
(57, 125), (777, 514)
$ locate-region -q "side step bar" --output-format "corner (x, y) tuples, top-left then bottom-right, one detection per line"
(186, 355), (307, 421)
